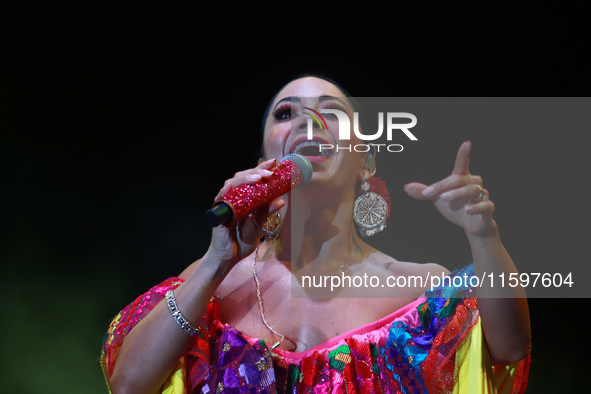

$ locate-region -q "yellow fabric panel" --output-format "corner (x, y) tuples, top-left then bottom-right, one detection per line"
(454, 318), (522, 394)
(161, 355), (188, 394)
(492, 362), (520, 394)
(100, 352), (113, 394)
(100, 349), (187, 394)
(453, 318), (495, 393)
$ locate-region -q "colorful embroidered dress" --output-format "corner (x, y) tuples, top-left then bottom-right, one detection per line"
(101, 265), (530, 394)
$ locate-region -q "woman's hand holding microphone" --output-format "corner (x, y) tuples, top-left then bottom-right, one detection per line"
(205, 158), (285, 275)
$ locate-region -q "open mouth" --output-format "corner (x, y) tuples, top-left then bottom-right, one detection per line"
(293, 140), (332, 158)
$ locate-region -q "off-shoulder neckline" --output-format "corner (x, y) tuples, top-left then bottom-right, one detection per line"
(238, 296), (426, 361)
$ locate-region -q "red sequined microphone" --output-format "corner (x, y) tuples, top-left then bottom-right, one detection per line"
(205, 154), (313, 227)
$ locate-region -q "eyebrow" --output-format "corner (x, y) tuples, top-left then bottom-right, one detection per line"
(274, 95), (348, 109)
(318, 96), (348, 107)
(274, 97), (300, 108)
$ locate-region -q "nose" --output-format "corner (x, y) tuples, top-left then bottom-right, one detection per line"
(293, 116), (322, 137)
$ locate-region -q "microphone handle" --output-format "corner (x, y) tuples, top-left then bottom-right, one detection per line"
(204, 159), (305, 227)
(204, 201), (233, 227)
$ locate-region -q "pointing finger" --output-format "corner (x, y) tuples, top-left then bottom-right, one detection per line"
(452, 141), (471, 176)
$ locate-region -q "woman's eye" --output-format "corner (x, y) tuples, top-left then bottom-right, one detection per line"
(320, 102), (347, 120)
(272, 105), (299, 121)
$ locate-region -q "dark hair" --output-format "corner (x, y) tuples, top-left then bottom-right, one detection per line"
(258, 73), (359, 160)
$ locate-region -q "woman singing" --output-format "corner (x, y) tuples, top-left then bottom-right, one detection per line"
(101, 76), (531, 394)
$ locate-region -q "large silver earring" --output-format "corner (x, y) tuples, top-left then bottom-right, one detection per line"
(262, 211), (281, 241)
(353, 181), (388, 237)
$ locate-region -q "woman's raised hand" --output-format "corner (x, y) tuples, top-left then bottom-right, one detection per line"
(207, 158), (285, 269)
(108, 161), (286, 394)
(403, 142), (497, 238)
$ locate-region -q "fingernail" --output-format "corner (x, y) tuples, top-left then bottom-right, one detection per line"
(440, 191), (452, 200)
(422, 187), (435, 197)
(266, 158), (277, 164)
(465, 205), (473, 212)
(249, 174), (261, 180)
(262, 170), (273, 176)
(273, 199), (285, 210)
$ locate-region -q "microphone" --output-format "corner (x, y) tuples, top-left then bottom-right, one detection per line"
(205, 154), (313, 227)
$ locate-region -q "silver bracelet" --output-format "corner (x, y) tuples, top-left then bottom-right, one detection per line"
(165, 289), (201, 336)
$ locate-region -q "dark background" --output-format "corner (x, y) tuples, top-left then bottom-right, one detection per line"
(1, 4), (588, 393)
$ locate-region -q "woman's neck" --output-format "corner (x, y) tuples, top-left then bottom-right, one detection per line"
(273, 187), (370, 270)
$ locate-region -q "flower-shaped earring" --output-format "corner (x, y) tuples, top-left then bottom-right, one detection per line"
(353, 154), (391, 237)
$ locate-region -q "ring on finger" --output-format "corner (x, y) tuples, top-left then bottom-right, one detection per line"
(480, 187), (490, 201)
(476, 184), (484, 200)
(467, 184), (484, 205)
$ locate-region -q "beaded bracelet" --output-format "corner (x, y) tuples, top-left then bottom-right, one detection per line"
(165, 289), (206, 337)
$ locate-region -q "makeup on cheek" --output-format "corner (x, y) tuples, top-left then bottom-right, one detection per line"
(264, 124), (291, 159)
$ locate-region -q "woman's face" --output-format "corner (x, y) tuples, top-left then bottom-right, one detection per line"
(262, 77), (367, 190)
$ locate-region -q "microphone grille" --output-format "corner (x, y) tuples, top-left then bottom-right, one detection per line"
(282, 154), (313, 187)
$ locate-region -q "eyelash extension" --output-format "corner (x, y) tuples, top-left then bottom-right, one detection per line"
(320, 101), (347, 112)
(272, 104), (299, 121)
(272, 102), (345, 122)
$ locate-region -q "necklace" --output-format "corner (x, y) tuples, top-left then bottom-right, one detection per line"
(253, 244), (285, 350)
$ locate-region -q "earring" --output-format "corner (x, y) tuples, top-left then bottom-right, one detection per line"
(365, 153), (375, 171)
(353, 177), (390, 237)
(262, 211), (281, 241)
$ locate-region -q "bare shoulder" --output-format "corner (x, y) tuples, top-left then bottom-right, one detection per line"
(399, 261), (451, 278)
(356, 250), (450, 298)
(370, 250), (450, 277)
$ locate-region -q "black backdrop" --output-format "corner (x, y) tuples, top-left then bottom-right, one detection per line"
(1, 4), (588, 393)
